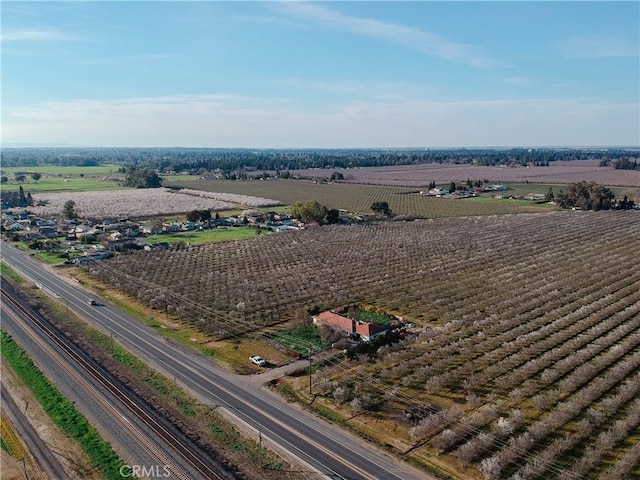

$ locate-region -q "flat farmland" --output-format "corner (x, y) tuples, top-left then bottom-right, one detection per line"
(29, 189), (280, 219)
(167, 179), (553, 218)
(30, 188), (237, 218)
(0, 165), (124, 193)
(1, 177), (127, 193)
(90, 210), (640, 479)
(290, 160), (640, 188)
(1, 165), (119, 176)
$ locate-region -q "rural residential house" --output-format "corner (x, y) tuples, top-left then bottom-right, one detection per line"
(313, 310), (389, 342)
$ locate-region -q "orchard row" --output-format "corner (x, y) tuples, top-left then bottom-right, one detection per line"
(169, 178), (551, 218)
(90, 210), (640, 479)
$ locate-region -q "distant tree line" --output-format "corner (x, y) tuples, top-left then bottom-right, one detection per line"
(2, 147), (638, 173)
(613, 158), (638, 170)
(599, 158), (639, 170)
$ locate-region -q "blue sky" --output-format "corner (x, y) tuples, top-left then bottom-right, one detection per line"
(2, 1), (639, 148)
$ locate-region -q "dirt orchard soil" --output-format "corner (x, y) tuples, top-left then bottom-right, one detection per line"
(290, 160), (640, 189)
(60, 266), (297, 373)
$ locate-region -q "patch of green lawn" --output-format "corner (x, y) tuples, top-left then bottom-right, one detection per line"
(1, 165), (119, 176)
(0, 262), (23, 282)
(145, 226), (258, 245)
(502, 183), (562, 196)
(467, 195), (557, 208)
(160, 173), (202, 182)
(272, 325), (328, 354)
(1, 178), (128, 194)
(1, 164), (127, 193)
(33, 251), (69, 264)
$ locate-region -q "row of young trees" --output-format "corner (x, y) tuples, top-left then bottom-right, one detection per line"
(88, 211), (640, 479)
(1, 172), (42, 184)
(29, 189), (236, 219)
(90, 211), (639, 335)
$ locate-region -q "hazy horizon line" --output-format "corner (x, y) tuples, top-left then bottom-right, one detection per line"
(3, 143), (639, 150)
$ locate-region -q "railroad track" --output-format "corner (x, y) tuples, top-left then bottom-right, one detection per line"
(1, 287), (228, 480)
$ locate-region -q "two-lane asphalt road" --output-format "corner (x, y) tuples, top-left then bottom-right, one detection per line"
(1, 241), (429, 480)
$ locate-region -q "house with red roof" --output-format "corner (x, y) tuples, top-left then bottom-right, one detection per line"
(313, 309), (389, 342)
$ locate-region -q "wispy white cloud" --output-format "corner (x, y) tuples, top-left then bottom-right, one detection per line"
(273, 3), (500, 68)
(3, 94), (637, 147)
(274, 78), (439, 101)
(1, 30), (74, 42)
(226, 12), (307, 29)
(67, 53), (176, 67)
(558, 35), (639, 58)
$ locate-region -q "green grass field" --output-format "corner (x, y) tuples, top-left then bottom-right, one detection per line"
(1, 164), (128, 193)
(1, 177), (129, 193)
(501, 182), (558, 195)
(144, 226), (258, 245)
(1, 165), (119, 176)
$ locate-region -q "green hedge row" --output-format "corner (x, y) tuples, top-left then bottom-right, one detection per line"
(0, 330), (124, 478)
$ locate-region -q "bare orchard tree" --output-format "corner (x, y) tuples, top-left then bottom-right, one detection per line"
(454, 433), (494, 465)
(332, 385), (352, 404)
(350, 395), (377, 415)
(479, 456), (502, 479)
(431, 428), (461, 453)
(318, 324), (344, 344)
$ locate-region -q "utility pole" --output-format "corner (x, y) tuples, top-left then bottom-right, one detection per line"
(19, 457), (28, 480)
(258, 428), (262, 469)
(308, 345), (312, 397)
